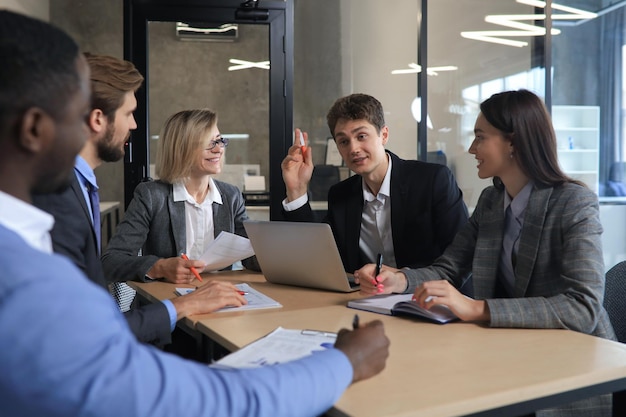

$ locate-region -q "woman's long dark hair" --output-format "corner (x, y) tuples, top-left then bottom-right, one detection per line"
(480, 89), (584, 188)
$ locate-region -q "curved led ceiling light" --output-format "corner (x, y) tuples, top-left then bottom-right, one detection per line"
(460, 0), (597, 47)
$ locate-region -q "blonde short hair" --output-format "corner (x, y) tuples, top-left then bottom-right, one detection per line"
(155, 109), (218, 183)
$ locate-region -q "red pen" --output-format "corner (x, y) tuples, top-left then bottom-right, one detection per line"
(237, 290), (249, 295)
(180, 253), (203, 282)
(298, 130), (306, 157)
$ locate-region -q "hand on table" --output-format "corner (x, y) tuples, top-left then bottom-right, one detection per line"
(170, 280), (247, 320)
(413, 280), (489, 322)
(334, 320), (389, 383)
(354, 263), (407, 295)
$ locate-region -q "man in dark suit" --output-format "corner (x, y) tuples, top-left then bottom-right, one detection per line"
(33, 53), (247, 345)
(281, 94), (469, 288)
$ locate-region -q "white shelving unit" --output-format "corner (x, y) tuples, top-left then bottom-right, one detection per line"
(552, 105), (600, 193)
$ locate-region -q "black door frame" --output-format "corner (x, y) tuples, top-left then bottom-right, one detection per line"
(123, 0), (293, 220)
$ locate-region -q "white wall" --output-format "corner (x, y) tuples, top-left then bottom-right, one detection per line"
(0, 0), (49, 21)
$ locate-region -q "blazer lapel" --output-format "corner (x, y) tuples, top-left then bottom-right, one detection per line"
(344, 178), (364, 267)
(474, 189), (505, 297)
(70, 174), (99, 247)
(513, 185), (552, 297)
(168, 195), (187, 255)
(71, 175), (91, 224)
(389, 152), (409, 249)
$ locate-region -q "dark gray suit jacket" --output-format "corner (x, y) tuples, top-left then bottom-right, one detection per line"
(283, 151), (469, 272)
(32, 174), (172, 345)
(102, 179), (260, 282)
(403, 182), (615, 417)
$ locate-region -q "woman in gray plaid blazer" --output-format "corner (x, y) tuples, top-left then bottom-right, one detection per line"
(356, 90), (614, 417)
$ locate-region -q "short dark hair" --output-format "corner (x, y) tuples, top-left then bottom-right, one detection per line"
(326, 93), (386, 138)
(84, 53), (144, 120)
(480, 89), (583, 188)
(0, 11), (81, 135)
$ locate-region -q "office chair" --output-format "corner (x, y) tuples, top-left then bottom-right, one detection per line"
(309, 165), (340, 201)
(604, 260), (626, 343)
(426, 150), (447, 166)
(605, 162), (626, 197)
(604, 260), (626, 417)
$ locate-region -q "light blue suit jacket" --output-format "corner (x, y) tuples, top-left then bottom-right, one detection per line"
(102, 179), (259, 282)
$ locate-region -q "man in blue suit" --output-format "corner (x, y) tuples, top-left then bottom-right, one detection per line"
(1, 10), (389, 417)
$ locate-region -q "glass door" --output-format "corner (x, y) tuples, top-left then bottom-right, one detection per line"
(124, 0), (293, 219)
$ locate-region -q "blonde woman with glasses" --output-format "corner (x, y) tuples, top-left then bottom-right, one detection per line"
(103, 109), (260, 288)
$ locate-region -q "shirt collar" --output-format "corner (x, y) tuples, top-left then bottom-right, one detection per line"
(74, 155), (98, 190)
(362, 153), (392, 203)
(504, 180), (534, 219)
(173, 178), (223, 205)
(0, 190), (54, 253)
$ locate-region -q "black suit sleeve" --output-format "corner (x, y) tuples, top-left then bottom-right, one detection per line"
(123, 302), (173, 346)
(430, 165), (469, 255)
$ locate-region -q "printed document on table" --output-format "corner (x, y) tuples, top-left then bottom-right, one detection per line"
(212, 327), (337, 369)
(199, 231), (255, 271)
(175, 283), (281, 312)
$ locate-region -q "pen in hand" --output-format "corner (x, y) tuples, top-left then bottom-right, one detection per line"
(352, 314), (360, 330)
(375, 253), (383, 282)
(299, 130), (306, 156)
(180, 253), (203, 282)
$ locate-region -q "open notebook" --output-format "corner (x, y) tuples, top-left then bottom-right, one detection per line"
(348, 294), (458, 324)
(243, 221), (359, 292)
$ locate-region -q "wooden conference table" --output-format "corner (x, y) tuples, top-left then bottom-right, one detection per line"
(130, 271), (626, 417)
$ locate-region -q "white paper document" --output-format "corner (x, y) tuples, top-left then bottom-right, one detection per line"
(175, 283), (282, 312)
(212, 327), (337, 369)
(199, 231), (255, 271)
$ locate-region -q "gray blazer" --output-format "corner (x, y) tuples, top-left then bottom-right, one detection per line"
(405, 182), (614, 337)
(404, 182), (614, 416)
(102, 179), (259, 282)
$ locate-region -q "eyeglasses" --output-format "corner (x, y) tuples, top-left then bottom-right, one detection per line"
(206, 137), (229, 150)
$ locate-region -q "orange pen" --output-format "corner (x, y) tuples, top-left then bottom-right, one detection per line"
(298, 130), (306, 157)
(180, 253), (203, 282)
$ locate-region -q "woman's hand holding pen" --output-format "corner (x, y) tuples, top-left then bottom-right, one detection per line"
(147, 256), (207, 284)
(170, 280), (247, 320)
(334, 319), (389, 384)
(280, 128), (313, 202)
(354, 263), (407, 296)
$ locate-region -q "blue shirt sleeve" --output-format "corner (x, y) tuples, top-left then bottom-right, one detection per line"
(0, 229), (354, 417)
(160, 298), (177, 331)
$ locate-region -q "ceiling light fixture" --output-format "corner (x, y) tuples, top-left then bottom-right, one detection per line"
(228, 58), (270, 71)
(391, 63), (458, 75)
(460, 0), (597, 47)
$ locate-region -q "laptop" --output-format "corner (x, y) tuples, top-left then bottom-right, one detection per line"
(243, 221), (359, 292)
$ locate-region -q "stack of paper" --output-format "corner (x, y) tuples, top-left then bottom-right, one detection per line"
(175, 283), (281, 312)
(199, 231), (255, 272)
(212, 327), (336, 369)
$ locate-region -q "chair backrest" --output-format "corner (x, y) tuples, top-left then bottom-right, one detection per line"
(309, 165), (340, 201)
(604, 260), (626, 343)
(426, 150), (447, 166)
(609, 161), (626, 182)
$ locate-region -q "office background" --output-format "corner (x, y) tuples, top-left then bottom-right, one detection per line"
(5, 0), (626, 270)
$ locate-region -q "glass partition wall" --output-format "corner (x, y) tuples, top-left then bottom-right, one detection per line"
(294, 0), (626, 269)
